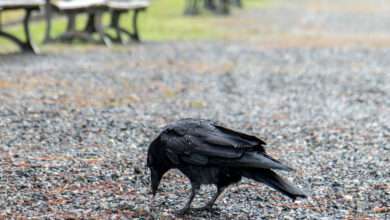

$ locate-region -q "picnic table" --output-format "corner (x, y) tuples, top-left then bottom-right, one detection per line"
(44, 0), (149, 45)
(0, 0), (45, 53)
(44, 0), (108, 45)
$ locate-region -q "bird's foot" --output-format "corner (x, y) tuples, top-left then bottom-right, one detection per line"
(193, 205), (214, 212)
(175, 207), (190, 215)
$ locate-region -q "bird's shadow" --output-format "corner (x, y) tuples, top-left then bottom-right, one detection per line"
(149, 198), (222, 218)
(176, 207), (222, 218)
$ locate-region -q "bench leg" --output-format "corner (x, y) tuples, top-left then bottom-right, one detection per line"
(0, 31), (29, 51)
(57, 13), (94, 43)
(184, 0), (200, 15)
(83, 12), (112, 46)
(66, 14), (76, 32)
(130, 9), (141, 42)
(43, 0), (53, 43)
(109, 11), (124, 44)
(205, 0), (217, 11)
(22, 9), (37, 53)
(109, 9), (143, 43)
(234, 0), (242, 8)
(219, 0), (230, 15)
(84, 13), (96, 34)
(54, 11), (110, 46)
(57, 13), (77, 43)
(0, 8), (38, 53)
(93, 11), (111, 46)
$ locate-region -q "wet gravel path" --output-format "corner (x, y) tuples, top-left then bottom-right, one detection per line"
(1, 0), (390, 219)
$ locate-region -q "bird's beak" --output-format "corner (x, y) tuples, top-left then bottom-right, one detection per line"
(152, 190), (157, 197)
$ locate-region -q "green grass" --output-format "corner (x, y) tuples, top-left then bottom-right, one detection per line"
(0, 0), (268, 52)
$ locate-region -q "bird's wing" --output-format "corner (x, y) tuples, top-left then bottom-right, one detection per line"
(209, 151), (293, 171)
(163, 126), (292, 171)
(205, 124), (266, 151)
(163, 133), (242, 160)
(169, 118), (266, 150)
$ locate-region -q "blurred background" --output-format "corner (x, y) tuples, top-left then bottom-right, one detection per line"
(0, 0), (389, 219)
(0, 0), (262, 52)
(2, 0), (390, 52)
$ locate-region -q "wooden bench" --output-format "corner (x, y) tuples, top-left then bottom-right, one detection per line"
(44, 0), (149, 45)
(45, 0), (110, 45)
(0, 0), (45, 53)
(107, 0), (149, 43)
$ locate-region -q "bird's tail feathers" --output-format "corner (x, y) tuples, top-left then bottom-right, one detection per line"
(212, 152), (294, 171)
(242, 168), (307, 200)
(244, 153), (295, 171)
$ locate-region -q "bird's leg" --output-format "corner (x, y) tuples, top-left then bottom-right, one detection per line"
(193, 186), (226, 211)
(175, 183), (200, 215)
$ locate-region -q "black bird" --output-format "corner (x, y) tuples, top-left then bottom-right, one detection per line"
(147, 118), (306, 214)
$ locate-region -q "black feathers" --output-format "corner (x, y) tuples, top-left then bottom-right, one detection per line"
(147, 118), (307, 214)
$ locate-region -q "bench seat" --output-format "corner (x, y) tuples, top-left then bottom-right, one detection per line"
(0, 0), (44, 9)
(107, 0), (149, 11)
(51, 0), (106, 11)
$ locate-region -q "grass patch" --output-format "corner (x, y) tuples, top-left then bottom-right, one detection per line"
(0, 0), (268, 52)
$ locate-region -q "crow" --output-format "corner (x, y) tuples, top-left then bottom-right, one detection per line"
(147, 118), (307, 214)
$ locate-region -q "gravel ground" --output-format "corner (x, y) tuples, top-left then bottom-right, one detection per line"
(1, 0), (390, 219)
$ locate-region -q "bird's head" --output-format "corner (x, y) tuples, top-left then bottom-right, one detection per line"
(147, 136), (170, 196)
